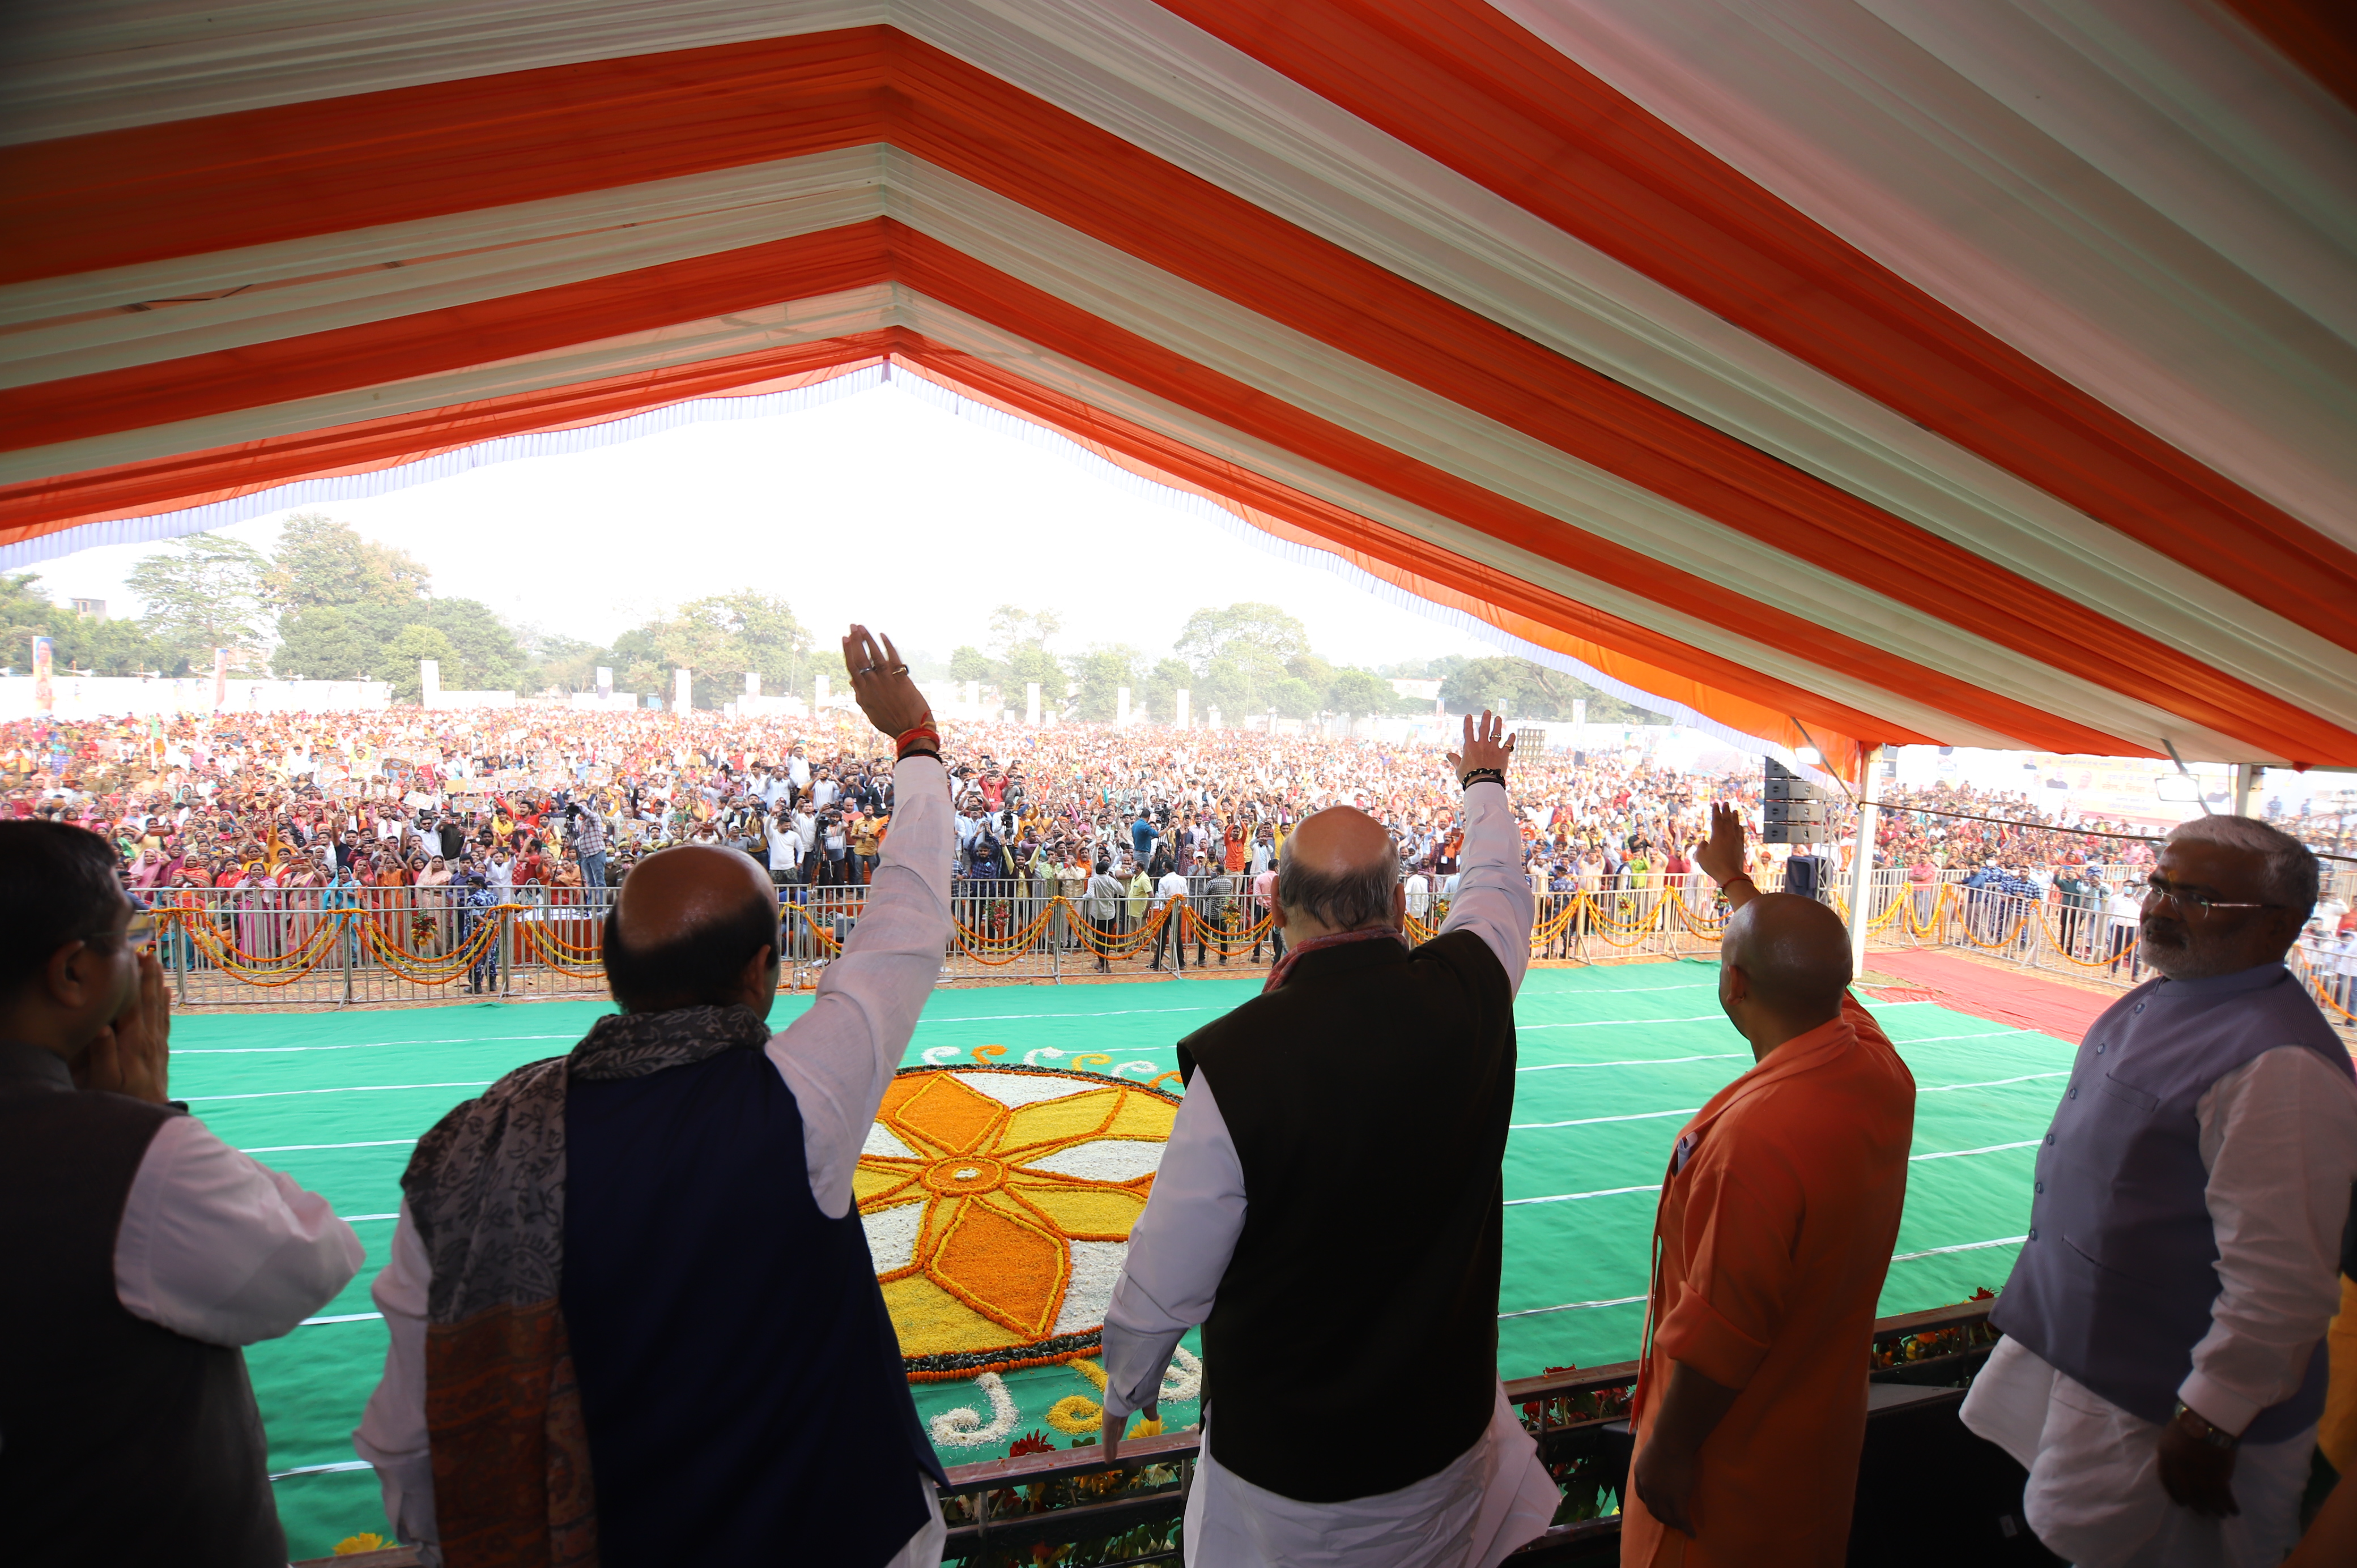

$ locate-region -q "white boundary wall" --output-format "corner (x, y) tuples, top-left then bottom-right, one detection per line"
(0, 675), (390, 717)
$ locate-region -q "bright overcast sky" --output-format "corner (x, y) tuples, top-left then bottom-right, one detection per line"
(33, 382), (1498, 672)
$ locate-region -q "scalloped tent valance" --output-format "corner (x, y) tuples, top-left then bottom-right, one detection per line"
(4, 0), (2353, 774)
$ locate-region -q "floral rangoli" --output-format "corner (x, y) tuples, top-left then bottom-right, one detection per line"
(857, 1064), (1179, 1380)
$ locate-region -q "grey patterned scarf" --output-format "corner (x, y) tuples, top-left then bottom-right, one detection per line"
(404, 1003), (773, 1323)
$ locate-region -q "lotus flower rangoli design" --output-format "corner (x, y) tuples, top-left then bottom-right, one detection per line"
(857, 1065), (1178, 1374)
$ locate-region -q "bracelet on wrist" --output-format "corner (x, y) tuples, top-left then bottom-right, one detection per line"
(1460, 767), (1508, 791)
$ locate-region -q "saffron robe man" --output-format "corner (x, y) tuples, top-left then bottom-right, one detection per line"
(1623, 804), (1916, 1566)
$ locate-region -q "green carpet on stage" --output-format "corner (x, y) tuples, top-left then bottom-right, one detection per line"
(172, 964), (2065, 1558)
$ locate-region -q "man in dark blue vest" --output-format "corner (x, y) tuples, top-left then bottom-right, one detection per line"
(1964, 815), (2357, 1566)
(356, 626), (955, 1566)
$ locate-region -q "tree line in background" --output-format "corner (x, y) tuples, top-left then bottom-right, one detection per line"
(948, 601), (1666, 726)
(1, 517), (1665, 725)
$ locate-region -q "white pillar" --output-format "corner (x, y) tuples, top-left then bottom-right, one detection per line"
(1117, 686), (1131, 726)
(1176, 689), (1190, 729)
(745, 671), (760, 700)
(2232, 763), (2259, 816)
(212, 647), (228, 710)
(419, 658), (441, 707)
(674, 668), (692, 710)
(1026, 681), (1043, 726)
(1846, 747), (1883, 979)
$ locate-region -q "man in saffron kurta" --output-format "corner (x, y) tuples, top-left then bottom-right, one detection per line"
(1623, 804), (1916, 1566)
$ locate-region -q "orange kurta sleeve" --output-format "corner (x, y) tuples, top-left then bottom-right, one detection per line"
(1654, 1158), (1801, 1391)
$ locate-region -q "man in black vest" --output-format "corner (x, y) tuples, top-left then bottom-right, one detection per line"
(1097, 713), (1559, 1566)
(356, 625), (954, 1566)
(0, 820), (363, 1567)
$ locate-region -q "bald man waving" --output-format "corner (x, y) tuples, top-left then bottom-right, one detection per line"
(1098, 713), (1562, 1567)
(356, 627), (955, 1567)
(1622, 803), (1917, 1566)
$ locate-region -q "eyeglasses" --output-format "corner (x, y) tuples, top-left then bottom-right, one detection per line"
(2142, 876), (2283, 915)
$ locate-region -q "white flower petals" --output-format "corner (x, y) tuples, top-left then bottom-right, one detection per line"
(929, 1371), (1019, 1446)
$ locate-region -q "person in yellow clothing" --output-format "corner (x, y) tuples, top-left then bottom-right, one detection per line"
(2322, 1202), (2357, 1476)
(1125, 862), (1152, 938)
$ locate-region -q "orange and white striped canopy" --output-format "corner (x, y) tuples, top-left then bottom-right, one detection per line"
(3, 1), (2353, 772)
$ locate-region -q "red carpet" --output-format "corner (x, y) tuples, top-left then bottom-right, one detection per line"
(1865, 949), (2115, 1045)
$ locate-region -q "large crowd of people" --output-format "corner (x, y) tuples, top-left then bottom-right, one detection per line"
(7, 709), (2355, 981)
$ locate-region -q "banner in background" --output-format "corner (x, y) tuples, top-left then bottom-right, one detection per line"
(30, 636), (52, 714)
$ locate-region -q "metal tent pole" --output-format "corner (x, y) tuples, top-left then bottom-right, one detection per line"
(1846, 748), (1883, 981)
(2231, 763), (2259, 817)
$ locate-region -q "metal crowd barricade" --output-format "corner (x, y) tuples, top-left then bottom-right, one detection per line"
(151, 884), (622, 1008)
(151, 862), (2357, 1030)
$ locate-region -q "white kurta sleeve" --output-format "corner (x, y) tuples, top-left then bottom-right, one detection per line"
(113, 1111), (364, 1346)
(2181, 1043), (2357, 1434)
(1436, 781), (1533, 996)
(353, 1202), (439, 1553)
(769, 753), (954, 1220)
(1100, 1075), (1247, 1422)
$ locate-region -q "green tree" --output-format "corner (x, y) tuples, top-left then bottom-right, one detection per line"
(0, 576), (184, 676)
(415, 598), (524, 691)
(948, 645), (994, 685)
(273, 596), (524, 693)
(125, 535), (271, 670)
(637, 591), (814, 708)
(520, 632), (605, 696)
(1437, 655), (1668, 724)
(267, 512), (428, 614)
(1325, 667), (1397, 716)
(610, 627), (666, 701)
(1267, 676), (1319, 721)
(988, 606), (1063, 653)
(999, 645), (1065, 706)
(382, 625), (462, 703)
(273, 606), (382, 681)
(1172, 602), (1308, 672)
(1069, 644), (1141, 722)
(1136, 656), (1192, 723)
(1285, 651), (1335, 697)
(1197, 641), (1290, 725)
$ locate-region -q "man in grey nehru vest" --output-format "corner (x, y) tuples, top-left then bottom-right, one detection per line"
(1095, 713), (1558, 1567)
(1964, 815), (2357, 1567)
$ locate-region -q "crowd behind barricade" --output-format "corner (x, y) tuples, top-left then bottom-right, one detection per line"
(8, 708), (2356, 991)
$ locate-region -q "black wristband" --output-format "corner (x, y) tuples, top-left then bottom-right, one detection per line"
(1460, 768), (1508, 791)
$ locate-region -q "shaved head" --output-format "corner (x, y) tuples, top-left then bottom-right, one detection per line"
(1718, 893), (1853, 1052)
(604, 845), (780, 1015)
(1276, 806), (1402, 937)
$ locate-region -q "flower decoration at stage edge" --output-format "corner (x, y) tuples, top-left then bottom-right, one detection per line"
(856, 1063), (1180, 1378)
